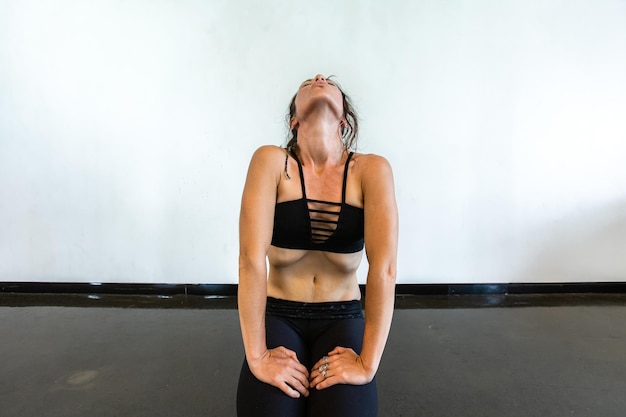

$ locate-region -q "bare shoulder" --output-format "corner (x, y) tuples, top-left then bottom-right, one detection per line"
(241, 145), (289, 194)
(250, 145), (287, 164)
(352, 152), (394, 182)
(246, 145), (288, 176)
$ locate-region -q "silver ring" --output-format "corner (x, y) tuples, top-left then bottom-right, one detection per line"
(322, 369), (327, 379)
(318, 363), (328, 373)
(323, 355), (328, 364)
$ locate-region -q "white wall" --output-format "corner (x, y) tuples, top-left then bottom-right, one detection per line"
(1, 0), (625, 284)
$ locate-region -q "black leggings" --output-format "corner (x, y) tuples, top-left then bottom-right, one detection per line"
(236, 297), (378, 417)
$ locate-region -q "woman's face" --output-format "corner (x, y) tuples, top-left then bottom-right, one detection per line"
(293, 74), (344, 121)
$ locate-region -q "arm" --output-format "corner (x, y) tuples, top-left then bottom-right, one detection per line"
(238, 146), (276, 364)
(238, 146), (310, 398)
(309, 154), (398, 389)
(359, 155), (398, 378)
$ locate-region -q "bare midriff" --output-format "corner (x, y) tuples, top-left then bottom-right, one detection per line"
(267, 245), (364, 303)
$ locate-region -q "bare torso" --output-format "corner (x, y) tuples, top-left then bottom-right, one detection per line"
(267, 246), (363, 302)
(267, 147), (365, 303)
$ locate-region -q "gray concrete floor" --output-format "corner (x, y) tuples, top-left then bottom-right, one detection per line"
(1, 294), (625, 417)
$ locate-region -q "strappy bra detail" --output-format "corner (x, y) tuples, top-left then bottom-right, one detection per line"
(271, 151), (364, 253)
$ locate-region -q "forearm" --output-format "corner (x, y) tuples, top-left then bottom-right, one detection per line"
(238, 256), (269, 362)
(360, 265), (396, 378)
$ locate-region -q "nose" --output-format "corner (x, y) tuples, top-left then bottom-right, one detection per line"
(314, 74), (325, 82)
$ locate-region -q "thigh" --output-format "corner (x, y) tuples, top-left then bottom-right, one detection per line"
(308, 318), (378, 417)
(308, 378), (378, 417)
(236, 315), (309, 417)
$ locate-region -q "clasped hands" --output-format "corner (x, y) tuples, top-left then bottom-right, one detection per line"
(250, 346), (374, 398)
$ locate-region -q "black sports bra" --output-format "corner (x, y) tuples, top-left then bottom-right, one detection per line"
(271, 151), (364, 253)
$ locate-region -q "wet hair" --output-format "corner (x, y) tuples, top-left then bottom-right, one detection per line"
(285, 76), (359, 152)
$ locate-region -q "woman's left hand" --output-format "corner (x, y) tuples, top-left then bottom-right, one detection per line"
(309, 346), (374, 390)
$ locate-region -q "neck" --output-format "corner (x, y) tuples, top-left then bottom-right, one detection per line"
(295, 110), (344, 167)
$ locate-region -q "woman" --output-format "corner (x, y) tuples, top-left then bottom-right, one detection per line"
(237, 74), (398, 417)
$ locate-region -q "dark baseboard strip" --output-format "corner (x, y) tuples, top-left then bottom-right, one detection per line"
(1, 282), (626, 296)
(0, 282), (241, 296)
(506, 282), (626, 294)
(395, 283), (626, 295)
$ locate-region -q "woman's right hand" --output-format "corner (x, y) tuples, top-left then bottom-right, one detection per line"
(248, 346), (310, 398)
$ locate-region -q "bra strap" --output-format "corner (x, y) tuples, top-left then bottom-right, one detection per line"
(341, 152), (354, 203)
(290, 151), (308, 199)
(291, 150), (353, 203)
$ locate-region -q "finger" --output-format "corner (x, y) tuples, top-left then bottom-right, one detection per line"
(309, 364), (326, 383)
(328, 346), (356, 358)
(293, 360), (309, 378)
(287, 362), (309, 382)
(309, 367), (321, 384)
(309, 364), (322, 385)
(276, 346), (299, 361)
(290, 368), (310, 393)
(310, 360), (338, 389)
(309, 371), (325, 389)
(313, 371), (338, 390)
(311, 354), (331, 371)
(275, 346), (302, 361)
(287, 374), (310, 397)
(284, 347), (300, 360)
(280, 381), (302, 398)
(310, 360), (323, 374)
(274, 366), (310, 398)
(277, 347), (309, 378)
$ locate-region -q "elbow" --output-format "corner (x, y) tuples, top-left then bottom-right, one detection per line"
(238, 253), (253, 272)
(382, 263), (397, 283)
(238, 253), (266, 282)
(369, 261), (397, 284)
